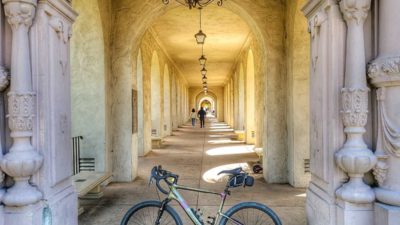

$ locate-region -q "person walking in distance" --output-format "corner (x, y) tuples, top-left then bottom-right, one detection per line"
(190, 108), (197, 127)
(198, 107), (207, 128)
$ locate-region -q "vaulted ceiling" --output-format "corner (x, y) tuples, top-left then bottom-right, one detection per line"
(151, 4), (251, 87)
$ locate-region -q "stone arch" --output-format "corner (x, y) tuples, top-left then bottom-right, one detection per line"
(163, 64), (171, 136)
(150, 51), (162, 138)
(198, 96), (216, 112)
(246, 49), (255, 144)
(196, 91), (218, 116)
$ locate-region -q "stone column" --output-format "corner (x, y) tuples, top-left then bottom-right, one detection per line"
(0, 0), (43, 207)
(368, 0), (400, 223)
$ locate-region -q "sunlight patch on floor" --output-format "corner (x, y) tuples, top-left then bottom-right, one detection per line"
(202, 163), (251, 183)
(296, 193), (307, 198)
(206, 145), (255, 155)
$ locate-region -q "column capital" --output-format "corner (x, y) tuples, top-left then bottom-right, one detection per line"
(340, 0), (371, 25)
(2, 0), (37, 31)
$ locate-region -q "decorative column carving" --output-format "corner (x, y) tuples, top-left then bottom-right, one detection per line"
(368, 0), (400, 208)
(335, 0), (376, 204)
(0, 0), (43, 206)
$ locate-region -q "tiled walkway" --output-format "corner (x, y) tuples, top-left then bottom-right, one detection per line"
(79, 119), (306, 225)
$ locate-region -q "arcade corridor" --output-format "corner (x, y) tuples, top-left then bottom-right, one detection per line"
(78, 119), (306, 225)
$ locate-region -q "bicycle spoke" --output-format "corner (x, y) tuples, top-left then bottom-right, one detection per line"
(226, 208), (277, 225)
(126, 206), (176, 225)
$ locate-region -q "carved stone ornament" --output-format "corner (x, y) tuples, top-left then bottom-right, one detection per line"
(2, 0), (37, 31)
(340, 0), (371, 25)
(375, 88), (400, 157)
(368, 56), (400, 86)
(341, 88), (369, 128)
(0, 66), (10, 92)
(7, 92), (35, 133)
(373, 155), (389, 186)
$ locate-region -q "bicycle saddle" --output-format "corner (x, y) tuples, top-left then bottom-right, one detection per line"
(217, 167), (242, 175)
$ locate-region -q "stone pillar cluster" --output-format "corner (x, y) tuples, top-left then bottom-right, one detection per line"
(0, 0), (43, 207)
(368, 0), (400, 221)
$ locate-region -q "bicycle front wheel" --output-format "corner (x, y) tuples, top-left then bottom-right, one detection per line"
(120, 200), (183, 225)
(219, 202), (282, 225)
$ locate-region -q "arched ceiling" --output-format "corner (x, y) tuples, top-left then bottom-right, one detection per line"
(150, 4), (251, 87)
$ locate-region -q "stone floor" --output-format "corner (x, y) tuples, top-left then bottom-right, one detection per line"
(78, 119), (307, 225)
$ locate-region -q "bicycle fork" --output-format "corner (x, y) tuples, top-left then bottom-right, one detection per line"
(156, 199), (171, 225)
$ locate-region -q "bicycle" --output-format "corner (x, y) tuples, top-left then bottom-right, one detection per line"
(120, 165), (282, 225)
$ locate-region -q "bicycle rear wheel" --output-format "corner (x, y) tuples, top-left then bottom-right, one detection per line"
(219, 202), (282, 225)
(120, 200), (183, 225)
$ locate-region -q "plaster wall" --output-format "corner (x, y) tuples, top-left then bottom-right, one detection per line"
(71, 0), (106, 172)
(285, 0), (311, 188)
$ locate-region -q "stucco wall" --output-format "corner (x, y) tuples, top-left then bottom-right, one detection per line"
(285, 0), (311, 187)
(71, 0), (106, 172)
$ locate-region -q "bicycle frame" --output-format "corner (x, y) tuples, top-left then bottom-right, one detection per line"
(162, 183), (243, 225)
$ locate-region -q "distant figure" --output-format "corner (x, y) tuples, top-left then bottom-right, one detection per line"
(190, 108), (197, 127)
(198, 107), (207, 128)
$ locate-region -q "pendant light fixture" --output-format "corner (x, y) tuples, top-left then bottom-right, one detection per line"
(201, 67), (207, 76)
(194, 8), (206, 44)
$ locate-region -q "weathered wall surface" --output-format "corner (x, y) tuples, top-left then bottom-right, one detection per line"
(285, 0), (311, 187)
(71, 0), (106, 172)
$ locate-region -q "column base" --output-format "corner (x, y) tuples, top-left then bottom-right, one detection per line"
(3, 185), (77, 225)
(336, 199), (374, 225)
(375, 202), (400, 225)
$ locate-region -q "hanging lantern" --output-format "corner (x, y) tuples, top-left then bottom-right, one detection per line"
(201, 67), (207, 76)
(199, 55), (207, 66)
(195, 30), (207, 45)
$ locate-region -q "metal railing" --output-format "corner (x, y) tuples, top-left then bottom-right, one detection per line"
(72, 136), (83, 175)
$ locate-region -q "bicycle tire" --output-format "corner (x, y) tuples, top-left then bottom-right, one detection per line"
(219, 202), (282, 225)
(120, 200), (183, 225)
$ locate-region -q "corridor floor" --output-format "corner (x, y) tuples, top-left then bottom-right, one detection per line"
(78, 119), (306, 225)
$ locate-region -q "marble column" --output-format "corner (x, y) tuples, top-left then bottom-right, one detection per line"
(0, 0), (43, 207)
(368, 0), (400, 222)
(334, 0), (377, 224)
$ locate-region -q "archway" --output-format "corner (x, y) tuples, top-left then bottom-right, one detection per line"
(109, 0), (287, 185)
(246, 50), (255, 144)
(151, 51), (162, 138)
(198, 96), (216, 116)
